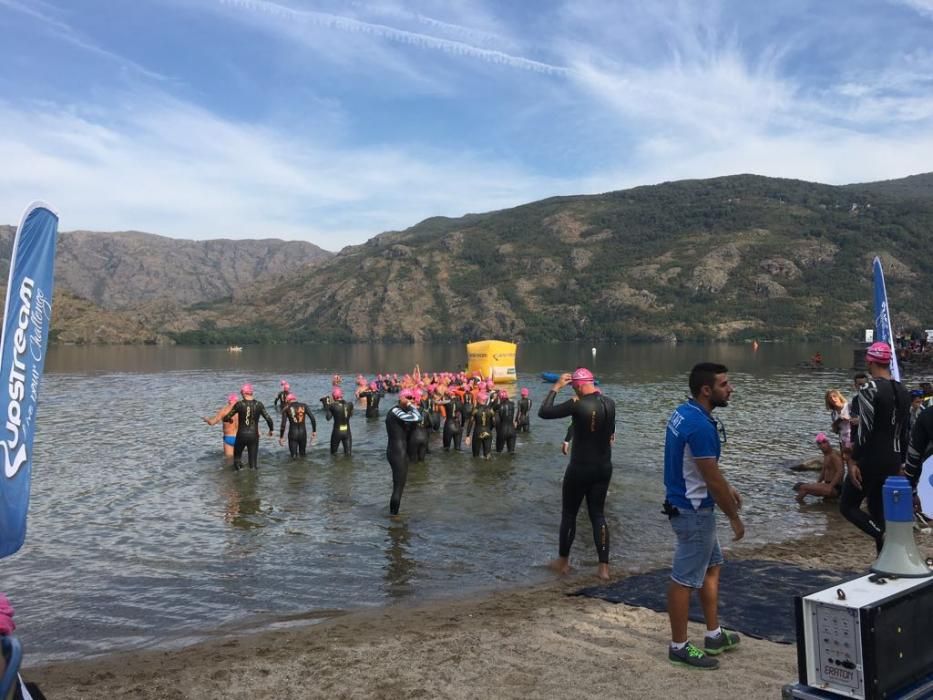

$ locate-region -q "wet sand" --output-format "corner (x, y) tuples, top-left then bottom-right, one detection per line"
(29, 525), (933, 699)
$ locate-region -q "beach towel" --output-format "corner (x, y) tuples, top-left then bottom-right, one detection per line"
(574, 559), (860, 644)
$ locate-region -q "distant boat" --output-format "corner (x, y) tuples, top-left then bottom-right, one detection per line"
(227, 345), (242, 353)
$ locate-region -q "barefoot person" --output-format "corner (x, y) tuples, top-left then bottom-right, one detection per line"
(794, 433), (843, 503)
(538, 367), (616, 581)
(664, 362), (743, 669)
(202, 394), (239, 458)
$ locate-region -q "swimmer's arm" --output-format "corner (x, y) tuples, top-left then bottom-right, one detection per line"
(308, 408), (317, 432)
(258, 403), (274, 432)
(537, 391), (576, 419)
(222, 403), (239, 423)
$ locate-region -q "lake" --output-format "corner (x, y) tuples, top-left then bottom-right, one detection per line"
(2, 341), (891, 662)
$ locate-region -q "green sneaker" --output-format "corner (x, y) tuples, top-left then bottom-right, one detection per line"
(704, 628), (741, 655)
(669, 641), (719, 669)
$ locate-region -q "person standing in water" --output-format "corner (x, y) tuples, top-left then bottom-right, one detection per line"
(223, 384), (274, 470)
(440, 388), (464, 451)
(324, 387), (354, 456)
(279, 393), (317, 459)
(408, 391), (432, 463)
(274, 380), (291, 413)
(495, 389), (518, 454)
(203, 393), (240, 459)
(516, 387), (532, 433)
(538, 368), (615, 580)
(385, 390), (422, 515)
(465, 392), (497, 460)
(359, 382), (384, 418)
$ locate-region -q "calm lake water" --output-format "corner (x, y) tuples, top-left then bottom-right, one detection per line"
(2, 342), (906, 662)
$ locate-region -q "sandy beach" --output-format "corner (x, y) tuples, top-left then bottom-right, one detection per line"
(27, 523), (933, 700)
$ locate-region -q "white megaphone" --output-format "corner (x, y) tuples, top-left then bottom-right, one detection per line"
(871, 476), (932, 578)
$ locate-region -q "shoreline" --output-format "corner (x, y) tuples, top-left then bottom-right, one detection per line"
(30, 525), (933, 699)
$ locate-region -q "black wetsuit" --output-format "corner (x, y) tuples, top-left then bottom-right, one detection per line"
(274, 389), (289, 413)
(841, 377), (910, 551)
(385, 404), (422, 515)
(538, 390), (616, 564)
(906, 405), (933, 490)
(516, 397), (532, 432)
(324, 399), (354, 455)
(467, 405), (497, 459)
(461, 393), (476, 429)
(495, 399), (517, 454)
(408, 407), (432, 462)
(223, 399), (274, 470)
(280, 401), (316, 458)
(441, 397), (464, 451)
(424, 395), (440, 431)
(359, 389), (384, 418)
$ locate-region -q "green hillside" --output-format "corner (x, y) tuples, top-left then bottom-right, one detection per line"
(169, 173), (933, 344)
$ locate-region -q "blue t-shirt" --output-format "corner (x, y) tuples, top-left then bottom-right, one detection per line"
(664, 399), (721, 510)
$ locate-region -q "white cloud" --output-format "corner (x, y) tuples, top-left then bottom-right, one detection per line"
(0, 96), (575, 247)
(893, 0), (933, 17)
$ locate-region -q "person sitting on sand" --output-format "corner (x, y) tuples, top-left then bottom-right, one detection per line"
(794, 433), (843, 503)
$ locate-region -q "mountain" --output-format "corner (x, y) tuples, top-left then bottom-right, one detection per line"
(169, 173), (933, 344)
(844, 173), (933, 201)
(5, 172), (933, 344)
(0, 227), (333, 309)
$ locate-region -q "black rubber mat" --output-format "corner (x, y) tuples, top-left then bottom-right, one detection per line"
(574, 559), (860, 644)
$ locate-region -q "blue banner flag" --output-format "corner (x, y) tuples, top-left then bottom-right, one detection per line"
(872, 256), (900, 382)
(0, 202), (59, 558)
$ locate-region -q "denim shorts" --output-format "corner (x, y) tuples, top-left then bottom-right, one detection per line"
(670, 506), (723, 589)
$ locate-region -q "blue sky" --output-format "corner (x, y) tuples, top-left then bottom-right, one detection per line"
(1, 0), (932, 249)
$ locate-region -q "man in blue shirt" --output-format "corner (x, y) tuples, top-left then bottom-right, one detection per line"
(664, 363), (744, 669)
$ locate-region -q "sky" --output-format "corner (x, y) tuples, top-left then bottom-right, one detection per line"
(1, 0), (932, 249)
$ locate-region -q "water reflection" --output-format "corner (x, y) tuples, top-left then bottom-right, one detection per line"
(221, 471), (265, 529)
(384, 519), (415, 598)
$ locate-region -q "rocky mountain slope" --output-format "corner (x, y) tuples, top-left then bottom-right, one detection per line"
(178, 173), (933, 343)
(0, 227), (332, 309)
(5, 172), (933, 344)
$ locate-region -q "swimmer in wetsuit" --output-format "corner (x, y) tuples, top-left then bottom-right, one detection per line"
(408, 392), (432, 462)
(385, 390), (422, 515)
(516, 388), (532, 433)
(203, 393), (240, 458)
(440, 391), (464, 451)
(465, 392), (497, 460)
(279, 393), (317, 458)
(359, 382), (384, 418)
(538, 368), (616, 580)
(273, 380), (291, 413)
(223, 383), (275, 470)
(324, 387), (354, 455)
(494, 389), (518, 454)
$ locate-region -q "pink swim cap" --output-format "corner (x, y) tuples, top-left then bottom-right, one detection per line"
(400, 388), (415, 400)
(815, 432), (829, 444)
(241, 383), (253, 395)
(866, 341), (892, 364)
(499, 390), (508, 399)
(571, 367), (595, 386)
(227, 394), (238, 404)
(478, 392), (488, 403)
(332, 387), (343, 399)
(520, 388), (529, 397)
(286, 393), (297, 403)
(486, 379), (494, 388)
(413, 389), (423, 400)
(280, 379), (287, 387)
(370, 382), (377, 390)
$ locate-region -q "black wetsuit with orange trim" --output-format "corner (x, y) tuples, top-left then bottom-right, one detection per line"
(223, 399), (274, 470)
(538, 390), (616, 563)
(467, 405), (497, 458)
(280, 401), (316, 458)
(324, 399), (354, 455)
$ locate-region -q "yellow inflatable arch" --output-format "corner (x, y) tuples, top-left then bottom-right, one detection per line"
(466, 340), (517, 383)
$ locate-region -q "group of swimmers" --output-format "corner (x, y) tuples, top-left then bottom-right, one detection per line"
(202, 368), (535, 474)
